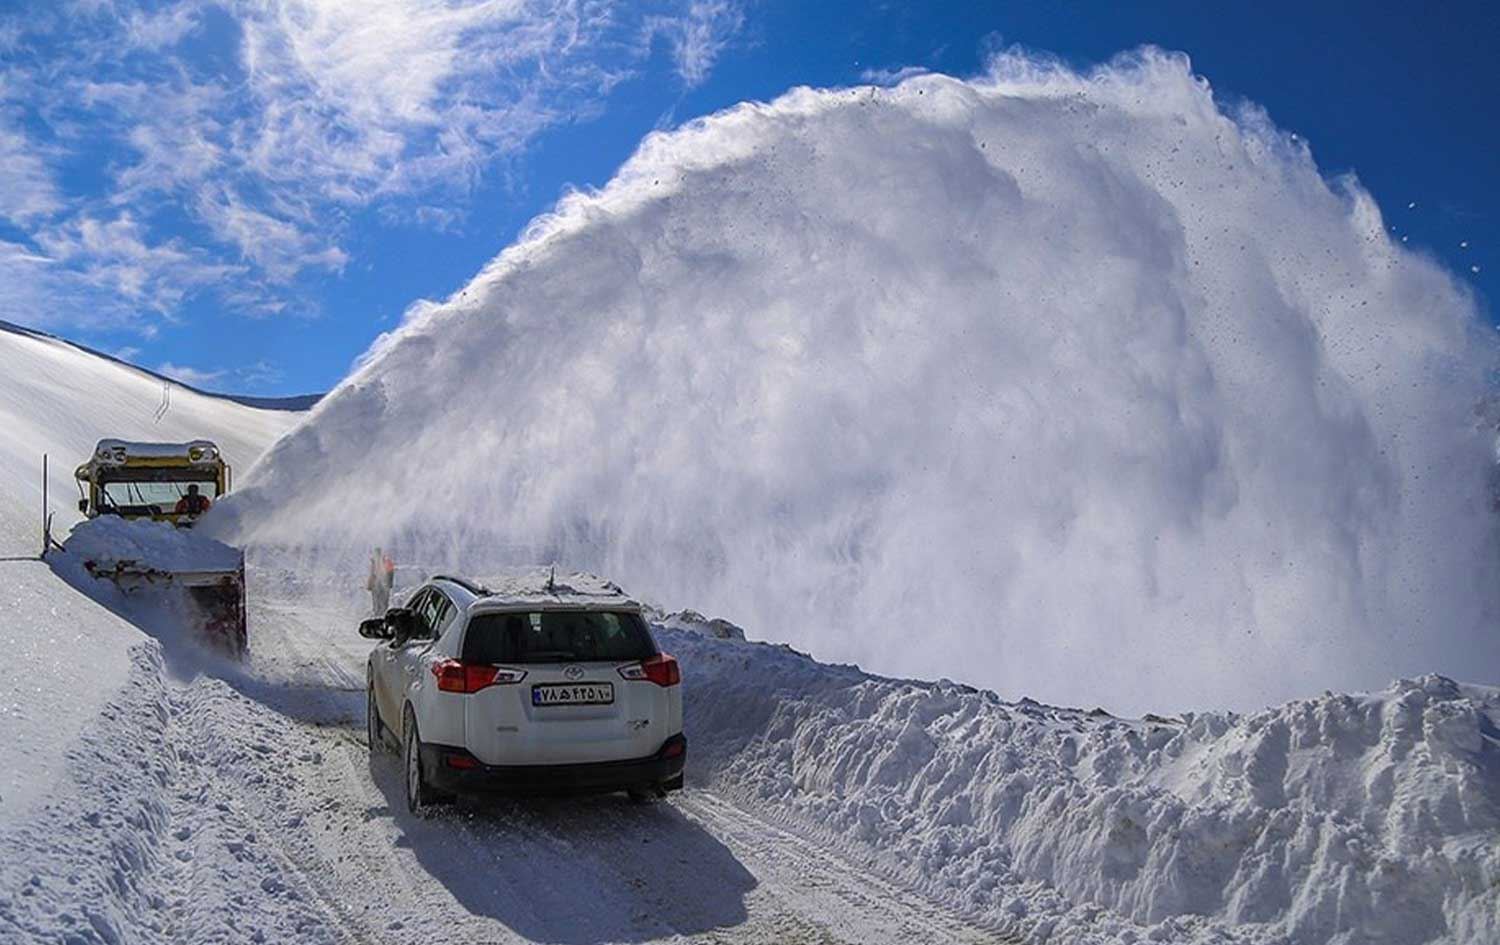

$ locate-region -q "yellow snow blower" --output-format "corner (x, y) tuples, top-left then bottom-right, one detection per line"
(72, 439), (247, 656)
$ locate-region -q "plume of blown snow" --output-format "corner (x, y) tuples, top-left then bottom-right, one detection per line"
(213, 50), (1500, 714)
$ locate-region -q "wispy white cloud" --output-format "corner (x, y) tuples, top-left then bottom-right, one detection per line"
(94, 80), (228, 200)
(122, 4), (200, 49)
(0, 106), (62, 223)
(228, 0), (651, 203)
(1, 0), (746, 338)
(238, 359), (285, 388)
(155, 357), (288, 391)
(156, 360), (225, 386)
(33, 213), (243, 314)
(0, 236), (164, 334)
(0, 21), (22, 55)
(646, 0), (744, 87)
(0, 239), (66, 325)
(194, 188), (349, 281)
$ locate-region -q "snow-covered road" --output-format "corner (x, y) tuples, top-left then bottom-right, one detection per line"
(0, 573), (1005, 945)
(7, 556), (1498, 945)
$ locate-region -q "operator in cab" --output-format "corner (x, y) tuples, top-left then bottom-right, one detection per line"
(174, 483), (212, 517)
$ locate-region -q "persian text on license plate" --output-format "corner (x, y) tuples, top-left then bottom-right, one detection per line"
(532, 683), (615, 706)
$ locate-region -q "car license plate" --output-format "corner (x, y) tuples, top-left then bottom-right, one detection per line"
(532, 682), (614, 706)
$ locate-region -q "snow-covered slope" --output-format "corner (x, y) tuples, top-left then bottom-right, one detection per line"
(0, 321), (301, 556)
(664, 620), (1500, 945)
(0, 325), (301, 820)
(216, 52), (1500, 715)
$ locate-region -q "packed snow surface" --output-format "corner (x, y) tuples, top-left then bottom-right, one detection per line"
(60, 517), (244, 573)
(218, 51), (1499, 714)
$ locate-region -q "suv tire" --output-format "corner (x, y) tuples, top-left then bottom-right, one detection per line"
(402, 707), (449, 815)
(367, 679), (387, 754)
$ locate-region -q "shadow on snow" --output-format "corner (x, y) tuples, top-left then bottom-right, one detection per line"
(364, 754), (757, 943)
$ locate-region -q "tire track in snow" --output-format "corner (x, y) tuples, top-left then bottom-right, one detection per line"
(673, 791), (1014, 945)
(169, 680), (384, 945)
(245, 597), (364, 692)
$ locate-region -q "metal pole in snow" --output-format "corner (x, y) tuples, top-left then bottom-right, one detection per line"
(41, 453), (48, 559)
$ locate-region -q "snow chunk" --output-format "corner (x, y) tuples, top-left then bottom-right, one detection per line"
(89, 438), (218, 461)
(449, 568), (643, 612)
(62, 517), (242, 573)
(656, 609), (747, 641)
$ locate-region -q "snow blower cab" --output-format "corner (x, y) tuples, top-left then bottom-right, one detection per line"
(75, 438), (229, 524)
(70, 439), (247, 656)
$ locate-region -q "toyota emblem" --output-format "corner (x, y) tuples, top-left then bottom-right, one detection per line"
(563, 665), (584, 681)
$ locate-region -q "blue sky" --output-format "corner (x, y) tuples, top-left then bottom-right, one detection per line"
(1, 1), (1494, 396)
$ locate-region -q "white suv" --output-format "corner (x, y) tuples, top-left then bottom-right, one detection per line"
(361, 572), (685, 813)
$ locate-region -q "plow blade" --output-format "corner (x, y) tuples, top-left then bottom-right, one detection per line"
(82, 559), (248, 658)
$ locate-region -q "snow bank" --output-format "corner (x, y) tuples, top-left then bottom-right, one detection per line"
(0, 641), (350, 945)
(216, 50), (1498, 714)
(61, 517), (243, 573)
(661, 626), (1500, 944)
(0, 645), (179, 942)
(0, 562), (147, 823)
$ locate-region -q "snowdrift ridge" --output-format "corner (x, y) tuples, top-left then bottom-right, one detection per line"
(667, 626), (1500, 944)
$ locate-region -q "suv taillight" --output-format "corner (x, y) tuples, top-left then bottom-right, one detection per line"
(618, 653), (680, 687)
(432, 660), (526, 693)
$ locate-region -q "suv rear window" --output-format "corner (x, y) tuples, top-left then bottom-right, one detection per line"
(462, 610), (656, 664)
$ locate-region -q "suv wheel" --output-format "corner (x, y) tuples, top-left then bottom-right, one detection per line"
(402, 707), (447, 815)
(367, 680), (387, 754)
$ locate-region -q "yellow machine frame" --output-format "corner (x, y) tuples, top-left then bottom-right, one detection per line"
(74, 439), (231, 526)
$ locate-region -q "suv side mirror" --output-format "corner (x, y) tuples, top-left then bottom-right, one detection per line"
(358, 617), (392, 640)
(384, 608), (417, 645)
(78, 499), (89, 513)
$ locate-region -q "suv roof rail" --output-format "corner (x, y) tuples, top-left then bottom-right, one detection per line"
(431, 574), (490, 596)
